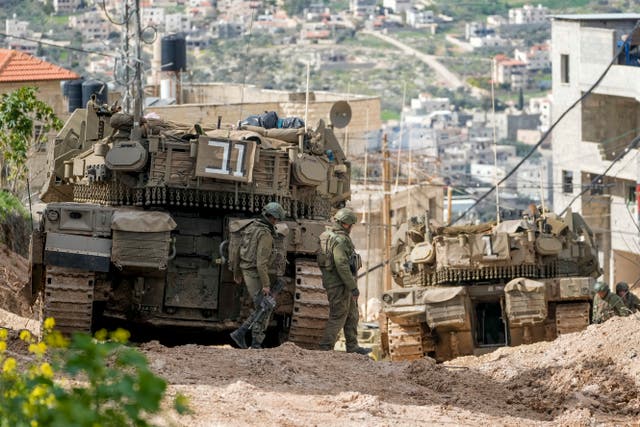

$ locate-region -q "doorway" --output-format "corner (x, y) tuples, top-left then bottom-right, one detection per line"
(474, 301), (507, 346)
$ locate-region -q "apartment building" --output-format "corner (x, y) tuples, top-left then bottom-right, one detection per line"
(509, 4), (548, 25)
(551, 13), (640, 286)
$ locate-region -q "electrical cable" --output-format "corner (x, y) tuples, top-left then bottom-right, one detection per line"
(448, 20), (640, 225)
(0, 32), (117, 58)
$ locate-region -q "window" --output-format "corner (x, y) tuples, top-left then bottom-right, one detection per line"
(560, 54), (570, 83)
(628, 185), (637, 204)
(589, 173), (604, 195)
(562, 170), (573, 194)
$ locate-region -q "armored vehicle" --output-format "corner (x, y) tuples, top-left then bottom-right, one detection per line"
(381, 209), (600, 361)
(29, 99), (353, 348)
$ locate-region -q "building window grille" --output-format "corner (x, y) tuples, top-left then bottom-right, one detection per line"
(562, 170), (573, 194)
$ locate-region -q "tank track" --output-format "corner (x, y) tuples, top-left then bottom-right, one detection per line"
(555, 302), (591, 335)
(43, 266), (95, 335)
(387, 316), (431, 361)
(288, 259), (329, 349)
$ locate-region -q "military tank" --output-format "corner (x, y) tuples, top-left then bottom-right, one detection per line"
(28, 97), (354, 348)
(381, 209), (601, 361)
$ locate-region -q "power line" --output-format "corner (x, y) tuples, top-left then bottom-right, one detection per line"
(448, 20), (640, 226)
(0, 32), (117, 58)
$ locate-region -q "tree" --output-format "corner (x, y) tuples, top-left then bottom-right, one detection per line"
(0, 86), (62, 192)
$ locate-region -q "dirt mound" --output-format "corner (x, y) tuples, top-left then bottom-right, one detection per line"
(135, 316), (640, 426)
(448, 315), (640, 423)
(0, 242), (32, 318)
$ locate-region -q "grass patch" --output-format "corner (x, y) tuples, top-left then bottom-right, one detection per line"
(381, 110), (401, 121)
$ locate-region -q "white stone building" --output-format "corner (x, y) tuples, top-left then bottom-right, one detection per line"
(550, 13), (640, 286)
(382, 0), (411, 14)
(509, 4), (548, 25)
(69, 10), (112, 40)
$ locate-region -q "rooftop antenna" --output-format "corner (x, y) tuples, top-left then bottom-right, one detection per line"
(131, 0), (143, 140)
(491, 57), (501, 224)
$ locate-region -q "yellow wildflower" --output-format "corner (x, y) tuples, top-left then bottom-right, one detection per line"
(94, 329), (108, 341)
(31, 421), (38, 427)
(19, 330), (32, 342)
(29, 385), (46, 403)
(110, 328), (131, 343)
(45, 394), (56, 407)
(43, 317), (55, 331)
(28, 342), (47, 357)
(45, 331), (69, 348)
(0, 328), (7, 340)
(40, 362), (53, 379)
(2, 357), (16, 373)
(0, 341), (6, 353)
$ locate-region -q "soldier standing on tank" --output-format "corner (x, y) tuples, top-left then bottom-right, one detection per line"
(592, 281), (632, 324)
(616, 281), (640, 313)
(230, 202), (285, 349)
(317, 208), (371, 355)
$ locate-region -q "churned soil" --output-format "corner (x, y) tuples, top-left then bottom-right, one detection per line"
(142, 315), (640, 427)
(0, 242), (638, 426)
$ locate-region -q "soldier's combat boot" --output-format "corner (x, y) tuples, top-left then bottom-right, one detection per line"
(347, 346), (372, 356)
(230, 327), (248, 349)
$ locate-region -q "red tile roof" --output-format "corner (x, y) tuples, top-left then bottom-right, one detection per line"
(0, 49), (80, 83)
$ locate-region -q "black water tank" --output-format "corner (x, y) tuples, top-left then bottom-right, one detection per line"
(82, 80), (108, 107)
(66, 79), (84, 112)
(161, 34), (187, 72)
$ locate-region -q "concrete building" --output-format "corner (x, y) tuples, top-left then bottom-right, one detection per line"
(550, 13), (640, 286)
(509, 4), (548, 25)
(350, 0), (377, 18)
(406, 8), (434, 29)
(53, 0), (79, 14)
(147, 83), (381, 158)
(382, 0), (411, 14)
(69, 10), (113, 40)
(514, 43), (551, 72)
(493, 55), (529, 89)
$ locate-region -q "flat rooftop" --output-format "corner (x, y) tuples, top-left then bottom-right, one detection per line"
(550, 13), (640, 21)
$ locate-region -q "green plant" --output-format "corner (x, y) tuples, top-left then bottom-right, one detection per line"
(0, 319), (189, 427)
(0, 87), (63, 192)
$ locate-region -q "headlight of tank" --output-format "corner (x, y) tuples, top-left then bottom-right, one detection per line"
(46, 209), (60, 222)
(382, 293), (393, 304)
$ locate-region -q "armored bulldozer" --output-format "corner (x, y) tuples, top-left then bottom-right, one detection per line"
(29, 100), (352, 347)
(381, 209), (601, 362)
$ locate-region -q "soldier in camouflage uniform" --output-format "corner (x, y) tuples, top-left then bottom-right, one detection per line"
(616, 282), (640, 313)
(230, 202), (285, 349)
(317, 208), (371, 355)
(592, 281), (632, 324)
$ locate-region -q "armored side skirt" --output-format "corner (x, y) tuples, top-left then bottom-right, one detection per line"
(44, 232), (111, 272)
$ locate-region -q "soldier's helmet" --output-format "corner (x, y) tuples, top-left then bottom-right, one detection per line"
(334, 208), (357, 225)
(262, 202), (285, 221)
(616, 282), (629, 293)
(594, 281), (608, 293)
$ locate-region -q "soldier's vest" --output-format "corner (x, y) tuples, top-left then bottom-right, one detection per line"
(317, 229), (361, 274)
(239, 220), (277, 270)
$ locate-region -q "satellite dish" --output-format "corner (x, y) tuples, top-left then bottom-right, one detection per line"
(329, 101), (352, 129)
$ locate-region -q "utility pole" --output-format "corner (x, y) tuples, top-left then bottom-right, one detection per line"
(382, 134), (392, 292)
